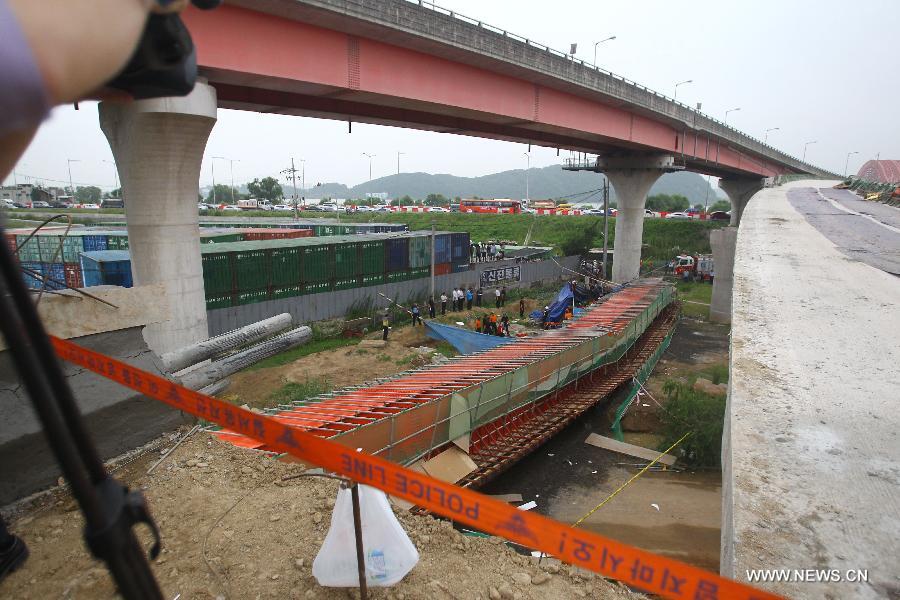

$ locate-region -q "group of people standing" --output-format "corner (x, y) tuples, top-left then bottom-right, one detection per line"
(473, 312), (510, 337)
(470, 241), (505, 263)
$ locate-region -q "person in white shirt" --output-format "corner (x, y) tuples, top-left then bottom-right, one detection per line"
(440, 292), (448, 315)
(494, 287), (501, 308)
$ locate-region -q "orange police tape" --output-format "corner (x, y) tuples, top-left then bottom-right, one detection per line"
(50, 336), (780, 600)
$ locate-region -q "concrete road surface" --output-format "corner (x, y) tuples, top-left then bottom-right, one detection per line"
(788, 186), (900, 275)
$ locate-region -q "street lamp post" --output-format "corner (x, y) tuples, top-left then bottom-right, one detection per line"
(724, 107), (741, 125)
(102, 160), (120, 200)
(673, 79), (692, 102)
(66, 159), (80, 202)
(213, 156), (240, 204)
(397, 152), (405, 175)
(802, 141), (817, 162)
(844, 151), (859, 178)
(764, 127), (780, 144)
(362, 153), (375, 182)
(593, 36), (615, 65)
(522, 152), (530, 203)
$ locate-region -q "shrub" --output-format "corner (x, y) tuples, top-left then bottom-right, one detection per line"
(658, 380), (726, 467)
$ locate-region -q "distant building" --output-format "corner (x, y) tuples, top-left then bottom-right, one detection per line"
(857, 160), (900, 183)
(364, 192), (389, 201)
(1, 184), (53, 206)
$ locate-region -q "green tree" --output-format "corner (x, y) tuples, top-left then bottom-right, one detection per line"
(206, 184), (240, 204)
(75, 186), (102, 203)
(30, 187), (45, 204)
(424, 193), (448, 206)
(708, 200), (731, 212)
(106, 187), (122, 199)
(397, 195), (416, 206)
(646, 194), (689, 212)
(247, 176), (283, 202)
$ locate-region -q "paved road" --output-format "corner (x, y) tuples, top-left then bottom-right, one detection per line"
(787, 187), (900, 275)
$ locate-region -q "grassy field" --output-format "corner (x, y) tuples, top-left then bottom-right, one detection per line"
(676, 280), (713, 320)
(203, 210), (726, 260)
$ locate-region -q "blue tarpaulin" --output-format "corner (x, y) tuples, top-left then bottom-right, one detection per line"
(425, 321), (514, 355)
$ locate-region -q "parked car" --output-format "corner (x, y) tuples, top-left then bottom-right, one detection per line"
(2, 199), (14, 209)
(12, 202), (29, 208)
(354, 205), (375, 212)
(427, 206), (450, 213)
(223, 205), (242, 212)
(80, 203), (101, 209)
(272, 204), (293, 212)
(709, 211), (730, 221)
(644, 209), (659, 218)
(32, 200), (50, 208)
(665, 212), (689, 219)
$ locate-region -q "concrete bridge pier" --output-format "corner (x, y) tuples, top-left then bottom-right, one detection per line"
(99, 82), (218, 354)
(709, 178), (764, 323)
(604, 155), (678, 282)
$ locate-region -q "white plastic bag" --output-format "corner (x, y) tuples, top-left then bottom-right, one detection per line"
(313, 484), (419, 587)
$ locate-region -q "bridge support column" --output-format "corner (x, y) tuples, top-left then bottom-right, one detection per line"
(604, 155), (677, 283)
(710, 178), (763, 323)
(719, 177), (764, 227)
(99, 82), (217, 355)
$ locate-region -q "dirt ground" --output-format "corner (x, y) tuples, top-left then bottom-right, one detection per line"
(2, 433), (643, 600)
(226, 325), (436, 407)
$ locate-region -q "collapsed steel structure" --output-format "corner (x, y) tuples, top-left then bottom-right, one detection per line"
(216, 280), (677, 485)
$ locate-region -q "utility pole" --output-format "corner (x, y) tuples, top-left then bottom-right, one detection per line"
(397, 152), (405, 175)
(281, 158), (301, 219)
(764, 127), (779, 145)
(430, 219), (436, 302)
(362, 153), (375, 182)
(522, 152), (530, 203)
(213, 156), (239, 203)
(102, 160), (120, 201)
(602, 178), (609, 280)
(210, 159), (216, 205)
(67, 159), (80, 202)
(802, 141), (817, 163)
(844, 151), (859, 178)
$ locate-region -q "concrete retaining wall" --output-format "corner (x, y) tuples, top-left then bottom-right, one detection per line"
(0, 327), (191, 505)
(207, 256), (579, 335)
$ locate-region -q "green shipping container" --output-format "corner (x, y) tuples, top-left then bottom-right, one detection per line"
(387, 269), (409, 283)
(410, 266), (430, 279)
(107, 235), (129, 250)
(408, 236), (431, 269)
(271, 284), (302, 300)
(38, 235), (83, 262)
(15, 236), (42, 262)
(304, 280), (332, 295)
(334, 243), (360, 278)
(302, 245), (333, 282)
(205, 293), (233, 310)
(202, 253), (233, 295)
(360, 273), (384, 287)
(233, 249), (269, 290)
(333, 276), (360, 291)
(359, 241), (385, 275)
(270, 247), (300, 286)
(236, 288), (269, 305)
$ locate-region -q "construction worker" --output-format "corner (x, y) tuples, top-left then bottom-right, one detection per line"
(476, 287), (483, 307)
(411, 303), (421, 326)
(440, 292), (448, 315)
(500, 313), (510, 336)
(427, 297), (436, 319)
(489, 312), (498, 335)
(564, 306), (573, 321)
(382, 311), (391, 341)
(466, 287), (474, 310)
(474, 316), (482, 334)
(541, 306), (550, 329)
(494, 287), (501, 308)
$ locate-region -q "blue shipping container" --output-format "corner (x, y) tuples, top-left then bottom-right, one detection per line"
(386, 238), (409, 272)
(434, 234), (451, 264)
(452, 260), (471, 274)
(82, 235), (109, 252)
(80, 250), (133, 288)
(21, 262), (43, 289)
(450, 232), (470, 261)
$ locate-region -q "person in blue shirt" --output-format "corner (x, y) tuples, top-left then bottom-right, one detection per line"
(411, 303), (421, 326)
(465, 287), (473, 310)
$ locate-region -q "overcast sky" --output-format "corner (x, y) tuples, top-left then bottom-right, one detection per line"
(5, 0), (899, 192)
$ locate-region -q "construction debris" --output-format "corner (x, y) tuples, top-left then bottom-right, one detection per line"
(583, 433), (677, 466)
